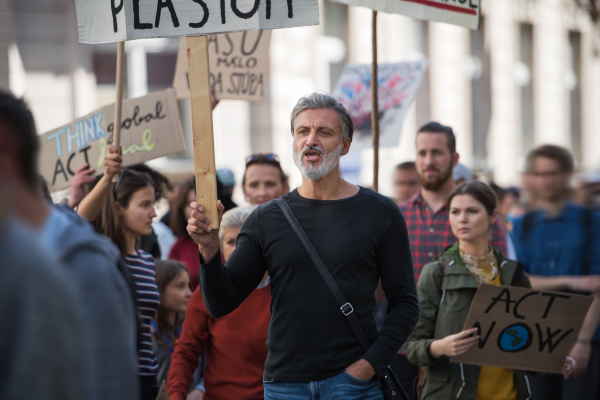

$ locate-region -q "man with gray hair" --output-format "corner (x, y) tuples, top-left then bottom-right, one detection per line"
(187, 92), (418, 399)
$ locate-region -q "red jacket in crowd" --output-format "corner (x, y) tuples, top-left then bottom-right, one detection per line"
(167, 284), (271, 400)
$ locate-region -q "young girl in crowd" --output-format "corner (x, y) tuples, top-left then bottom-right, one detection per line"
(152, 260), (193, 385)
(404, 181), (574, 400)
(167, 206), (270, 400)
(77, 145), (162, 400)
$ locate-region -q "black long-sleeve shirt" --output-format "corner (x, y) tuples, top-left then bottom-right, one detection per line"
(199, 187), (419, 381)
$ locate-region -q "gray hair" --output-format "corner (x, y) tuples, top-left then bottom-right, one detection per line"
(219, 206), (257, 241)
(290, 92), (354, 141)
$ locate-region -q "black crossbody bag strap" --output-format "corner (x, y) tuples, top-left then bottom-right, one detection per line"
(276, 198), (370, 353)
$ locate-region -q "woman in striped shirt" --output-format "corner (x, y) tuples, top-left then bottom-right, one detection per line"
(78, 145), (162, 400)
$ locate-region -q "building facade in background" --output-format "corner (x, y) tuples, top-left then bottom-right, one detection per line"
(0, 0), (598, 203)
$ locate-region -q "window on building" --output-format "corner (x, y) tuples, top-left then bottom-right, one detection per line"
(470, 18), (491, 173)
(518, 23), (534, 156)
(567, 31), (582, 163)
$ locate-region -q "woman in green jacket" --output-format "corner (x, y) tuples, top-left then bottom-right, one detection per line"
(404, 181), (574, 400)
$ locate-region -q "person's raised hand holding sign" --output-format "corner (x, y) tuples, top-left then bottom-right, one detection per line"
(77, 145), (123, 222)
(186, 201), (225, 263)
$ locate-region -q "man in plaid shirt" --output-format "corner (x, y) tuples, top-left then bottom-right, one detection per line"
(399, 122), (508, 282)
(390, 123), (508, 400)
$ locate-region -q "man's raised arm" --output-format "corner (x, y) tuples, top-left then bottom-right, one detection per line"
(187, 201), (266, 318)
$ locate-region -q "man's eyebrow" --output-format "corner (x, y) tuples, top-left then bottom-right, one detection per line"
(296, 124), (335, 130)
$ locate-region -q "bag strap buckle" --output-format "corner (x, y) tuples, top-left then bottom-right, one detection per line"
(341, 303), (354, 316)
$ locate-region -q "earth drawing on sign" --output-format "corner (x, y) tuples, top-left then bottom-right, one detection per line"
(497, 323), (532, 353)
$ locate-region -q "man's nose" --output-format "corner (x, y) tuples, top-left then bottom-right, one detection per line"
(423, 152), (435, 166)
(306, 129), (318, 146)
(258, 184), (269, 196)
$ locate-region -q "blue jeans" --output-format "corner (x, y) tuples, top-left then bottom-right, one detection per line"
(263, 371), (385, 400)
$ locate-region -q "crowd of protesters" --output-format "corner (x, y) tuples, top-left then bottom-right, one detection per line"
(1, 86), (597, 400)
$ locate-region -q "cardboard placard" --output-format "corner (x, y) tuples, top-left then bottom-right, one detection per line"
(330, 0), (480, 30)
(333, 60), (428, 150)
(156, 381), (169, 400)
(75, 0), (320, 44)
(173, 31), (271, 101)
(450, 284), (593, 373)
(39, 88), (185, 192)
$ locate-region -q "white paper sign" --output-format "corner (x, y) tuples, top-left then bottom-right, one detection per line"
(76, 0), (320, 44)
(330, 0), (480, 30)
(333, 60), (428, 150)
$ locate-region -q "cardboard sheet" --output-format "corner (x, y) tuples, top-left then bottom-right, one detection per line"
(451, 284), (593, 373)
(39, 88), (185, 191)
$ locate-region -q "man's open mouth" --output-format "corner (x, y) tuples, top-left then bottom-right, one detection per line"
(304, 151), (322, 162)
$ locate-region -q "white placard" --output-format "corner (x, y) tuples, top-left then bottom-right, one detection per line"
(76, 0), (320, 44)
(330, 0), (480, 30)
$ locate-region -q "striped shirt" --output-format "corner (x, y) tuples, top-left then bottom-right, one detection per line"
(124, 250), (160, 376)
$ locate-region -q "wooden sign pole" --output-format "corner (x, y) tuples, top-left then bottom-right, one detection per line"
(371, 11), (380, 193)
(114, 41), (125, 148)
(186, 36), (219, 230)
(112, 41), (125, 181)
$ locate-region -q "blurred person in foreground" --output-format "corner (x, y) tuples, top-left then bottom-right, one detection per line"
(0, 100), (86, 400)
(168, 206), (270, 400)
(393, 162), (420, 203)
(404, 181), (575, 400)
(0, 90), (139, 400)
(187, 93), (418, 399)
(397, 122), (508, 397)
(512, 145), (600, 400)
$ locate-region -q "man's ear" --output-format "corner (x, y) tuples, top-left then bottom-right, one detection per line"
(452, 152), (460, 167)
(341, 137), (352, 156)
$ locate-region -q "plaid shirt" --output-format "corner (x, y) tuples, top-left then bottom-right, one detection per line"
(399, 191), (508, 281)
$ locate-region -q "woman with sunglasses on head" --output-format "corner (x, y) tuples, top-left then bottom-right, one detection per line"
(243, 154), (288, 205)
(78, 145), (162, 400)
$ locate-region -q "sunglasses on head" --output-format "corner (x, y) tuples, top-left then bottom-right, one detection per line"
(113, 168), (140, 197)
(245, 153), (280, 165)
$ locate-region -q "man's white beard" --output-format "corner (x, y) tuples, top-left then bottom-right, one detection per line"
(293, 142), (343, 181)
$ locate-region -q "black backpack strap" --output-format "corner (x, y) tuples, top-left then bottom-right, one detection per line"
(275, 198), (371, 353)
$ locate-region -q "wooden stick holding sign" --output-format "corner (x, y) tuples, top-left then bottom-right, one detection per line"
(186, 36), (219, 230)
(112, 41), (125, 182)
(370, 11), (379, 193)
(155, 381), (169, 400)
